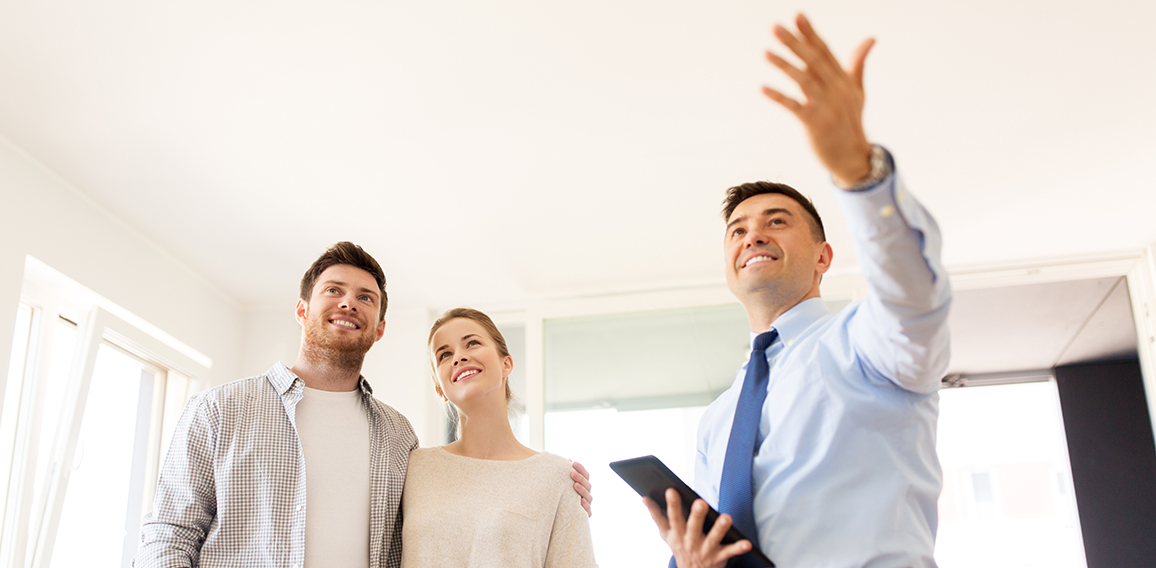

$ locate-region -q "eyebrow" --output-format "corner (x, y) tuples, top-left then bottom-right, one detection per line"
(434, 333), (481, 355)
(725, 207), (794, 232)
(320, 279), (380, 302)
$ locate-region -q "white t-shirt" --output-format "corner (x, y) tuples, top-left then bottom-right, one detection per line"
(295, 386), (371, 568)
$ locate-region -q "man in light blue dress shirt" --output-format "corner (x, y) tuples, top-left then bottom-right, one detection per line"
(645, 14), (951, 568)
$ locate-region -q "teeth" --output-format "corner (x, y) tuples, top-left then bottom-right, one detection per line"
(456, 369), (480, 382)
(332, 319), (358, 329)
(744, 255), (774, 267)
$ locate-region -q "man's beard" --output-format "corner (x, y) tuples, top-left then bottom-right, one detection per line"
(300, 314), (376, 371)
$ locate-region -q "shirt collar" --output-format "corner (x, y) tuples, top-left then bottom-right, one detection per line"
(268, 362), (299, 395)
(358, 376), (375, 396)
(267, 361), (374, 397)
(749, 297), (830, 348)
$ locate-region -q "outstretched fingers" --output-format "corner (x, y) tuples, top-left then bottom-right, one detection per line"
(764, 49), (808, 87)
(762, 50), (805, 115)
(760, 12), (874, 184)
(772, 21), (838, 87)
(761, 85), (803, 115)
(794, 13), (842, 73)
(847, 38), (876, 90)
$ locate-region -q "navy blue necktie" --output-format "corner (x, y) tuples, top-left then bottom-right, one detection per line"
(718, 329), (777, 567)
(667, 330), (777, 568)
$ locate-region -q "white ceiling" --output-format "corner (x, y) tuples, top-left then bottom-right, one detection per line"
(2, 1), (1155, 313)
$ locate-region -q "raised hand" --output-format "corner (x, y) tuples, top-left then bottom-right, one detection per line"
(762, 13), (876, 188)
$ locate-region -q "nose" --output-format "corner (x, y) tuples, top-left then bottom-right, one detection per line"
(339, 296), (357, 311)
(743, 228), (768, 248)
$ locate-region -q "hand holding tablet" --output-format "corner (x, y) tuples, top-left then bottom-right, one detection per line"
(610, 455), (774, 567)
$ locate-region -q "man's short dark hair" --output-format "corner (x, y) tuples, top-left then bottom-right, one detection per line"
(299, 241), (388, 320)
(721, 181), (826, 242)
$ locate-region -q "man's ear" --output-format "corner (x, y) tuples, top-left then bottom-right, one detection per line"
(815, 242), (834, 275)
(374, 319), (387, 342)
(295, 298), (309, 327)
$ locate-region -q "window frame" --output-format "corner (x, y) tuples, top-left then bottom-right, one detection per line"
(1, 259), (208, 568)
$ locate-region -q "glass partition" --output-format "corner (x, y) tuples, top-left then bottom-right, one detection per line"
(543, 303), (749, 566)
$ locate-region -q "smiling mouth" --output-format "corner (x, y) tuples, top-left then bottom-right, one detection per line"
(454, 369), (480, 382)
(330, 319), (361, 330)
(743, 254), (777, 268)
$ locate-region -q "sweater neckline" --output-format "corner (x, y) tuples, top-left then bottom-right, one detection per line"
(436, 445), (545, 463)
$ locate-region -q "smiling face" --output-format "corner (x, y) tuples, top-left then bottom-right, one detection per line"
(724, 193), (832, 325)
(296, 264), (387, 368)
(429, 317), (513, 412)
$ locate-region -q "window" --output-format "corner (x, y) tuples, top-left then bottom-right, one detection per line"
(0, 304), (34, 544)
(546, 406), (706, 566)
(498, 322), (529, 445)
(50, 343), (186, 568)
(529, 302), (1086, 568)
(502, 255), (1156, 568)
(935, 380), (1085, 568)
(0, 259), (206, 568)
(541, 304), (750, 566)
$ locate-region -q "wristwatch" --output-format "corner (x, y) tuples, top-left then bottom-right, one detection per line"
(842, 145), (891, 191)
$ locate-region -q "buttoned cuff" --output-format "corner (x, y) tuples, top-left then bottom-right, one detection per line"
(831, 147), (924, 239)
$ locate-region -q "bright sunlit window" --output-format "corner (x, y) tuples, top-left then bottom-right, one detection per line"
(545, 380), (1088, 568)
(935, 380), (1085, 568)
(1, 260), (205, 568)
(546, 406), (706, 567)
(529, 298), (1089, 568)
(0, 304), (33, 555)
(51, 343), (161, 567)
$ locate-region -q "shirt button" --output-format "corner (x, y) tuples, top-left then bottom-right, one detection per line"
(880, 205), (895, 218)
(297, 505), (304, 512)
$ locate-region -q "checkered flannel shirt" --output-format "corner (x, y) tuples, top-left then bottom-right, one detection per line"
(135, 363), (418, 568)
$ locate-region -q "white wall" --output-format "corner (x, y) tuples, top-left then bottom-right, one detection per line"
(0, 136), (243, 392)
(239, 304), (302, 378)
(0, 132), (449, 447)
(364, 306), (445, 447)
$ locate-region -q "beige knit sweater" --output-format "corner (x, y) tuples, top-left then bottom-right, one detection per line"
(400, 447), (598, 568)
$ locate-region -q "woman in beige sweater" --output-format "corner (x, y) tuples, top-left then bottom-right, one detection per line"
(400, 308), (598, 568)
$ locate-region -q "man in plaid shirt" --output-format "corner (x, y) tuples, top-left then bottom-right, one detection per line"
(135, 242), (590, 568)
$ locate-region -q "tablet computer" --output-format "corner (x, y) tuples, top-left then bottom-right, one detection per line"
(609, 455), (774, 567)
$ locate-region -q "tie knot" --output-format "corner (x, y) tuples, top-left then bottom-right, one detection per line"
(753, 329), (777, 352)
